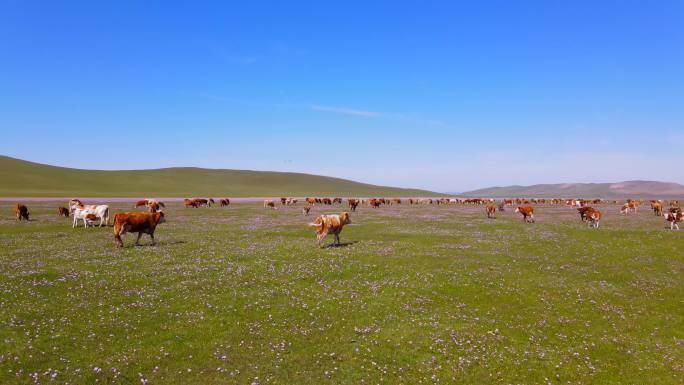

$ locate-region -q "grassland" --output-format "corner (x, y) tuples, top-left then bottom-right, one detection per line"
(0, 156), (438, 197)
(0, 201), (682, 384)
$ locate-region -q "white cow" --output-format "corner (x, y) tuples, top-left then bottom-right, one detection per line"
(69, 199), (109, 227)
(72, 208), (100, 228)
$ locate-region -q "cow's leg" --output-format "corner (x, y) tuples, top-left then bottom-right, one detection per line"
(72, 216), (77, 228)
(149, 232), (155, 245)
(135, 232), (143, 246)
(334, 233), (340, 245)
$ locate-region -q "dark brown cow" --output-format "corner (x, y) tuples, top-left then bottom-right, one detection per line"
(184, 198), (198, 208)
(113, 211), (166, 247)
(15, 203), (29, 221)
(515, 206), (535, 222)
(220, 199), (230, 207)
(333, 198), (342, 204)
(58, 207), (70, 217)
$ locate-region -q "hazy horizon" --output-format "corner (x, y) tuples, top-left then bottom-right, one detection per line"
(1, 1), (682, 191)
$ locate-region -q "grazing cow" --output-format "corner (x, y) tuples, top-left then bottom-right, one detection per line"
(620, 202), (637, 214)
(184, 198), (198, 208)
(113, 211), (166, 247)
(308, 212), (352, 247)
(333, 198), (343, 204)
(515, 206), (535, 222)
(264, 200), (276, 209)
(68, 200), (109, 226)
(369, 198), (381, 208)
(220, 198), (230, 207)
(584, 207), (602, 228)
(306, 197), (316, 206)
(302, 207), (311, 216)
(322, 198), (332, 205)
(348, 198), (360, 212)
(485, 205), (497, 218)
(15, 203), (29, 221)
(281, 197), (287, 205)
(58, 207), (70, 217)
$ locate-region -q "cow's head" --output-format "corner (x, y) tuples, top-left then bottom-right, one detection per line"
(341, 212), (351, 225)
(156, 211), (166, 224)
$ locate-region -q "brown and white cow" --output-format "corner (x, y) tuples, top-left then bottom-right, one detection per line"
(515, 206), (535, 222)
(348, 198), (360, 212)
(308, 212), (352, 247)
(664, 209), (683, 230)
(485, 205), (497, 218)
(113, 211), (166, 247)
(15, 203), (29, 221)
(584, 207), (602, 228)
(620, 202), (637, 214)
(68, 199), (109, 226)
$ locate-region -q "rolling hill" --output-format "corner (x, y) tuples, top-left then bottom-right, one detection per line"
(0, 156), (440, 197)
(462, 181), (684, 198)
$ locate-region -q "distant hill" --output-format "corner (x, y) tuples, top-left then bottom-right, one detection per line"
(462, 181), (684, 198)
(0, 156), (440, 197)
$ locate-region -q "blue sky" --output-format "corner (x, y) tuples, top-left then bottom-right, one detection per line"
(1, 1), (682, 192)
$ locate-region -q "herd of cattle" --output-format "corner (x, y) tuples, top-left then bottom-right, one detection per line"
(9, 196), (683, 247)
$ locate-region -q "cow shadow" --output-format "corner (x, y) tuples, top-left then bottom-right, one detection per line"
(324, 241), (358, 248)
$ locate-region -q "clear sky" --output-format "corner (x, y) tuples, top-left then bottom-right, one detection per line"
(1, 1), (682, 192)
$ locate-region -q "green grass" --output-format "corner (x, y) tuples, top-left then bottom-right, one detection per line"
(0, 156), (439, 197)
(0, 201), (682, 384)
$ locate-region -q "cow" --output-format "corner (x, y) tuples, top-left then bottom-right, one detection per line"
(281, 197), (288, 205)
(264, 200), (276, 209)
(333, 198), (343, 204)
(184, 198), (198, 208)
(584, 207), (602, 228)
(220, 199), (230, 207)
(72, 207), (101, 228)
(664, 208), (683, 230)
(369, 198), (381, 208)
(113, 211), (166, 247)
(485, 205), (497, 218)
(134, 199), (165, 209)
(302, 207), (311, 216)
(515, 206), (535, 222)
(348, 198), (360, 212)
(651, 202), (663, 216)
(620, 202), (637, 214)
(497, 201), (506, 212)
(15, 203), (29, 221)
(308, 212), (352, 247)
(135, 199), (148, 208)
(322, 198), (332, 205)
(68, 200), (109, 226)
(58, 207), (70, 217)
(306, 197), (316, 206)
(577, 206), (592, 221)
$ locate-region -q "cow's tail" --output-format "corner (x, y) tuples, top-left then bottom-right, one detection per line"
(104, 207), (110, 226)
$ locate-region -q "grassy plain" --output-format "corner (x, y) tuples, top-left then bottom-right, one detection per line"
(0, 201), (682, 384)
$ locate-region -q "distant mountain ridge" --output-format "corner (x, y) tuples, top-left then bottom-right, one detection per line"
(0, 155), (441, 197)
(462, 181), (684, 198)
